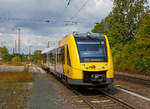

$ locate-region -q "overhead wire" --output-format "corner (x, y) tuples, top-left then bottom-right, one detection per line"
(67, 0), (72, 7)
(0, 0), (98, 27)
(70, 0), (89, 20)
(0, 17), (56, 24)
(63, 0), (90, 26)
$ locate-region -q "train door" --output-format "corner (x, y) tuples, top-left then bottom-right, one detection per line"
(50, 49), (56, 74)
(61, 46), (65, 76)
(66, 45), (72, 79)
(64, 45), (67, 78)
(56, 47), (65, 78)
(54, 48), (57, 75)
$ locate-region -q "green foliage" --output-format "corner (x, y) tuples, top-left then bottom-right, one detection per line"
(0, 47), (41, 64)
(113, 11), (150, 74)
(21, 56), (29, 62)
(11, 56), (21, 62)
(0, 47), (12, 61)
(92, 0), (150, 74)
(135, 10), (150, 39)
(92, 0), (148, 45)
(114, 41), (150, 73)
(32, 50), (42, 63)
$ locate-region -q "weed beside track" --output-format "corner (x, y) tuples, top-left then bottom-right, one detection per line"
(0, 72), (34, 83)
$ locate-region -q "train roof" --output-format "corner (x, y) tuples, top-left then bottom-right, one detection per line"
(73, 32), (104, 38)
(42, 32), (105, 54)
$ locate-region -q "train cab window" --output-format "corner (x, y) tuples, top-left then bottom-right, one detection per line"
(75, 37), (107, 62)
(67, 46), (71, 66)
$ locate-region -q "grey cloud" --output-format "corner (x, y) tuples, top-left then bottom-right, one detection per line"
(0, 0), (113, 54)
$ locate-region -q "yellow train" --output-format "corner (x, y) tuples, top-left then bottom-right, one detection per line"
(42, 32), (114, 87)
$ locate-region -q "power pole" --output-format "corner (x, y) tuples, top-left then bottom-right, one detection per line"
(29, 45), (32, 55)
(48, 41), (50, 48)
(15, 40), (17, 55)
(29, 45), (32, 62)
(13, 48), (15, 54)
(18, 28), (21, 54)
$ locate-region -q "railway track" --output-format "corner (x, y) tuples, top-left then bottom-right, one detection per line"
(72, 89), (98, 109)
(115, 74), (150, 86)
(53, 74), (136, 109)
(39, 66), (144, 109)
(113, 85), (150, 102)
(72, 88), (138, 109)
(99, 90), (137, 109)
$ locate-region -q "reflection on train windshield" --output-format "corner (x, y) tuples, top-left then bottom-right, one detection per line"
(77, 40), (107, 62)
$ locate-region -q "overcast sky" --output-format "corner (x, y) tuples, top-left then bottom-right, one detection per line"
(0, 0), (148, 54)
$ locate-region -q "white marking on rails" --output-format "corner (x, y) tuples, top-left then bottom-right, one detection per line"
(115, 85), (150, 102)
(76, 100), (83, 103)
(91, 100), (110, 103)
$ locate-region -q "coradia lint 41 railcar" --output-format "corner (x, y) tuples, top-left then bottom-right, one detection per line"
(42, 32), (114, 87)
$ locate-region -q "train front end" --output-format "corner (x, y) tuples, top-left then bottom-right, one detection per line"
(67, 33), (114, 87)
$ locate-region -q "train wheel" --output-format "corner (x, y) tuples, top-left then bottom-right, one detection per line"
(101, 84), (109, 88)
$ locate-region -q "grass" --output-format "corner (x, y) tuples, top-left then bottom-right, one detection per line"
(0, 61), (24, 66)
(0, 83), (32, 109)
(0, 63), (34, 108)
(0, 72), (34, 83)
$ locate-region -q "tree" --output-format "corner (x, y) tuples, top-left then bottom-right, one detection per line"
(92, 0), (150, 73)
(134, 11), (150, 73)
(11, 56), (21, 62)
(135, 10), (150, 40)
(92, 0), (148, 45)
(32, 50), (42, 63)
(0, 47), (12, 61)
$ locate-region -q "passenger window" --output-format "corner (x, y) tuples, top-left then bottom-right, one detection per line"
(67, 46), (71, 66)
(61, 47), (65, 64)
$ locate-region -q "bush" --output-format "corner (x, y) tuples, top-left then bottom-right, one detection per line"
(11, 56), (21, 62)
(113, 40), (150, 74)
(24, 64), (29, 72)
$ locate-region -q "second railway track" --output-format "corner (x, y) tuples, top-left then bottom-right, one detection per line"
(115, 73), (150, 86)
(113, 85), (150, 102)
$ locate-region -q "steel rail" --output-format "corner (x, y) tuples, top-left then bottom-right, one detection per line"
(72, 89), (99, 109)
(99, 90), (138, 109)
(114, 85), (150, 102)
(115, 74), (150, 86)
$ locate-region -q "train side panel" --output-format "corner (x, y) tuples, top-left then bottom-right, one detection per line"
(104, 35), (114, 79)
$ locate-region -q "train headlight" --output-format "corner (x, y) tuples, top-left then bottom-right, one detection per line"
(102, 67), (105, 69)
